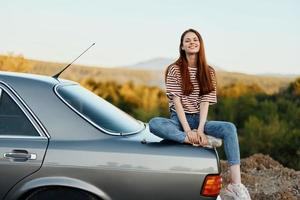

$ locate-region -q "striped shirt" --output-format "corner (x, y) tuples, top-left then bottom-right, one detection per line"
(166, 65), (217, 113)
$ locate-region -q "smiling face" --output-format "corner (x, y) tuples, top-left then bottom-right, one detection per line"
(181, 31), (200, 55)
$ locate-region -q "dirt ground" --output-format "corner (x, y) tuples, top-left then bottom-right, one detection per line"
(220, 154), (300, 200)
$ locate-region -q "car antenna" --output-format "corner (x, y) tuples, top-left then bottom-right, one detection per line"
(52, 42), (95, 79)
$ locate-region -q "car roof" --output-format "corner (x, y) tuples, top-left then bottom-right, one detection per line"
(0, 71), (75, 86)
(0, 71), (102, 140)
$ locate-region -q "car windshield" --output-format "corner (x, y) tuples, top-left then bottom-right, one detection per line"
(55, 84), (144, 135)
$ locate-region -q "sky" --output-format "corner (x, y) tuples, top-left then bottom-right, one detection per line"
(1, 0), (300, 74)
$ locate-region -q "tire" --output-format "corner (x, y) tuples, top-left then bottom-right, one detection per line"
(24, 186), (99, 200)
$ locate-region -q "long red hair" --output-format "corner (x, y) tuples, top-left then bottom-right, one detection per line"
(165, 29), (215, 96)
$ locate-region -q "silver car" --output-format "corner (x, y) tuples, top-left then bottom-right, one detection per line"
(0, 71), (221, 200)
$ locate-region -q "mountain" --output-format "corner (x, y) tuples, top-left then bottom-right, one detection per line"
(125, 57), (224, 71)
(127, 57), (174, 70)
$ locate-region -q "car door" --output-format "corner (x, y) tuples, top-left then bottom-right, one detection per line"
(0, 84), (48, 200)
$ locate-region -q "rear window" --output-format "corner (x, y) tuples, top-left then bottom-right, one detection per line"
(55, 84), (144, 135)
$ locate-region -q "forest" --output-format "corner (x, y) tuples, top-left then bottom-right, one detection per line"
(1, 54), (299, 170)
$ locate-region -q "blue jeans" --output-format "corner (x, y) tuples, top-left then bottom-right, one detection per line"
(149, 111), (240, 165)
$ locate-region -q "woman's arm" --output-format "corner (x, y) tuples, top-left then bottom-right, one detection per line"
(197, 68), (217, 145)
(173, 96), (190, 132)
(197, 101), (209, 145)
(198, 101), (209, 132)
(173, 96), (198, 144)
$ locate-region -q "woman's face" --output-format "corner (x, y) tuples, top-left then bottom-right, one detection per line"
(181, 31), (200, 54)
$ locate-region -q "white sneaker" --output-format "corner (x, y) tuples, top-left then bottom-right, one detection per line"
(191, 130), (222, 148)
(205, 135), (222, 148)
(220, 183), (251, 200)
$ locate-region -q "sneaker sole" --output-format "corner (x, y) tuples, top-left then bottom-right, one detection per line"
(221, 189), (246, 200)
(220, 190), (235, 200)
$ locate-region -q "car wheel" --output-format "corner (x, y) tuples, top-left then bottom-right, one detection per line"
(24, 186), (99, 200)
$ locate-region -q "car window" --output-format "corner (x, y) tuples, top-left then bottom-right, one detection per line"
(0, 88), (39, 136)
(55, 84), (144, 135)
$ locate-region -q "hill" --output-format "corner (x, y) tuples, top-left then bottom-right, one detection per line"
(0, 54), (296, 94)
(221, 154), (300, 199)
(31, 60), (295, 95)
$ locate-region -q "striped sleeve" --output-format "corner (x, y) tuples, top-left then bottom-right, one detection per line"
(166, 65), (182, 99)
(200, 69), (217, 105)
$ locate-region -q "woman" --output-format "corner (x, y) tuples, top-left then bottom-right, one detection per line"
(149, 29), (251, 200)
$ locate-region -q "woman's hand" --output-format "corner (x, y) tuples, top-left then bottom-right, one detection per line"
(197, 130), (208, 146)
(186, 130), (199, 144)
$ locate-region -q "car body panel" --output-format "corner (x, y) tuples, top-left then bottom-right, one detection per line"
(0, 80), (49, 199)
(0, 71), (220, 200)
(6, 135), (219, 200)
(0, 137), (48, 200)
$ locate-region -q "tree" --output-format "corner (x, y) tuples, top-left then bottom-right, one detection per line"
(272, 129), (300, 170)
(287, 77), (300, 96)
(0, 54), (33, 72)
(219, 82), (264, 98)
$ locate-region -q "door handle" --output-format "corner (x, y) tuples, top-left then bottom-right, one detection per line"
(3, 150), (37, 161)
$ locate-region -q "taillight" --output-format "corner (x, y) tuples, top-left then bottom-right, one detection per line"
(201, 175), (222, 197)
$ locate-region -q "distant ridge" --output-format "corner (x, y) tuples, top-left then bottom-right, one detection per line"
(126, 57), (174, 70)
(125, 57), (224, 71)
(257, 73), (299, 78)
